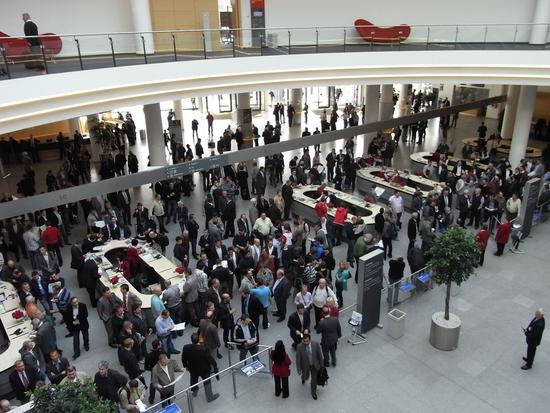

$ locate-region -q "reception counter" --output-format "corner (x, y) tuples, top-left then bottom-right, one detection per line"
(87, 239), (187, 310)
(409, 152), (489, 174)
(291, 184), (380, 232)
(462, 137), (542, 158)
(356, 167), (441, 210)
(0, 282), (34, 397)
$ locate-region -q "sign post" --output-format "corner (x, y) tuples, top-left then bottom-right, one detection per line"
(357, 248), (384, 334)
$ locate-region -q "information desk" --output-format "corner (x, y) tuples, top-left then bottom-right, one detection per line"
(462, 137), (542, 158)
(357, 167), (440, 210)
(0, 281), (34, 396)
(409, 152), (489, 174)
(88, 240), (187, 310)
(291, 184), (380, 232)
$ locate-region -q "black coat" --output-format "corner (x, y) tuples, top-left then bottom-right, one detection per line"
(119, 347), (142, 379)
(241, 294), (262, 323)
(525, 317), (545, 346)
(81, 259), (100, 289)
(70, 245), (84, 270)
(287, 311), (311, 342)
(407, 218), (417, 240)
(217, 301), (235, 330)
(272, 277), (291, 302)
(181, 343), (217, 376)
(94, 368), (128, 402)
(67, 302), (89, 331)
(9, 368), (39, 401)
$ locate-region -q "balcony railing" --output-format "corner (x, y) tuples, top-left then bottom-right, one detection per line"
(0, 23), (549, 80)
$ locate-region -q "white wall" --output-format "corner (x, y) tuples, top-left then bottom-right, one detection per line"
(0, 0), (136, 56)
(264, 0), (538, 45)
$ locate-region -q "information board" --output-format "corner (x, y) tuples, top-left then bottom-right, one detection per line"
(166, 154), (229, 179)
(357, 248), (384, 333)
(519, 177), (541, 238)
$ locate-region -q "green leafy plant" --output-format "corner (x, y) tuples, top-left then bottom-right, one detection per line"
(30, 380), (117, 413)
(89, 119), (116, 158)
(428, 226), (480, 321)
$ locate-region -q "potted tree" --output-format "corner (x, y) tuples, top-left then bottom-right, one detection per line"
(31, 380), (117, 413)
(89, 119), (117, 161)
(428, 226), (479, 351)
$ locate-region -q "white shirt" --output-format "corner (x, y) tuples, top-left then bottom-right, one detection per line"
(389, 195), (404, 214)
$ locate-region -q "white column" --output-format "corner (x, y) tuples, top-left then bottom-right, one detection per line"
(398, 83), (411, 117)
(68, 117), (81, 136)
(378, 84), (394, 121)
(530, 0), (550, 44)
(173, 99), (184, 130)
(130, 0), (155, 54)
(363, 85), (379, 157)
(143, 103), (167, 166)
(290, 88), (303, 126)
(237, 93), (253, 149)
(86, 114), (101, 162)
(509, 85), (537, 167)
(500, 85), (520, 140)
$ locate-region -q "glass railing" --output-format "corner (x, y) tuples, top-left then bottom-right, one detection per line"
(0, 23), (548, 80)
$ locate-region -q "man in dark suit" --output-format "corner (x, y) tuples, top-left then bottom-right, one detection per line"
(211, 261), (232, 294)
(522, 309), (546, 370)
(209, 239), (227, 264)
(255, 167), (267, 196)
(236, 213), (251, 236)
(217, 293), (235, 348)
(296, 334), (324, 400)
(35, 246), (60, 278)
(316, 307), (342, 367)
(240, 288), (262, 333)
(22, 13), (45, 71)
(407, 212), (418, 251)
(222, 196), (237, 239)
(9, 360), (38, 402)
(67, 297), (89, 360)
(119, 338), (142, 380)
(82, 257), (101, 307)
(181, 332), (220, 402)
(33, 318), (57, 358)
(133, 203), (149, 224)
(45, 350), (70, 384)
(288, 304), (311, 348)
(70, 241), (85, 288)
(117, 189), (132, 226)
(272, 269), (291, 322)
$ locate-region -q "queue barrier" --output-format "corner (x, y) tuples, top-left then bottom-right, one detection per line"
(385, 266), (433, 311)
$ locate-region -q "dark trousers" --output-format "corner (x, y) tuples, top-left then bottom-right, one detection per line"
(72, 326), (89, 356)
(479, 249), (486, 266)
(47, 243), (63, 266)
(322, 343), (337, 366)
(408, 238), (416, 251)
(239, 345), (258, 362)
(496, 243), (505, 256)
(160, 389), (174, 407)
(86, 286), (97, 307)
(275, 298), (287, 320)
(274, 375), (289, 397)
(382, 236), (392, 259)
(222, 326), (234, 344)
(224, 219), (235, 238)
(260, 307), (269, 329)
(190, 237), (198, 257)
(526, 344), (537, 367)
(313, 305), (322, 328)
(302, 366), (318, 396)
(283, 203), (291, 220)
(148, 372), (156, 403)
(354, 257), (360, 283)
(168, 304), (184, 336)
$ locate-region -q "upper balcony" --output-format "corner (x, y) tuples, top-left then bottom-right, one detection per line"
(1, 23), (550, 80)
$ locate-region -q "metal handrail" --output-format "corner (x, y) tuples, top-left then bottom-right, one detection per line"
(3, 22), (549, 40)
(144, 344), (273, 412)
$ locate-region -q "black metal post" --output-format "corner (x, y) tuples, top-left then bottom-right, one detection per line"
(260, 34), (264, 56)
(232, 31), (236, 57)
(109, 36), (116, 67)
(202, 32), (207, 59)
(343, 29), (347, 52)
(288, 30), (291, 54)
(0, 47), (11, 79)
(40, 44), (49, 74)
(316, 30), (319, 53)
(74, 38), (83, 70)
(172, 33), (177, 61)
(140, 35), (148, 64)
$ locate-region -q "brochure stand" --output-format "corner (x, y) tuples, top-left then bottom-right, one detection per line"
(347, 311), (367, 346)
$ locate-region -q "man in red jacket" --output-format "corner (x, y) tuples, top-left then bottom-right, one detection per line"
(332, 206), (347, 246)
(494, 219), (512, 256)
(314, 200), (328, 220)
(41, 221), (63, 266)
(475, 223), (491, 266)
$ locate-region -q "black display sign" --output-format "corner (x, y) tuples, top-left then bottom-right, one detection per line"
(357, 248), (384, 333)
(165, 154), (229, 179)
(519, 177), (541, 238)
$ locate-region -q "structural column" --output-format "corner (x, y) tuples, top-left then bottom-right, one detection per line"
(143, 103), (167, 166)
(500, 85), (520, 140)
(378, 84), (394, 121)
(529, 0), (550, 44)
(290, 88), (303, 126)
(237, 93), (253, 149)
(68, 117), (81, 136)
(130, 0), (155, 54)
(86, 114), (102, 162)
(363, 85), (379, 157)
(398, 83), (411, 117)
(509, 85), (537, 167)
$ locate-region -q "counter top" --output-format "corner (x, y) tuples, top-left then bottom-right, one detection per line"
(410, 151), (488, 171)
(462, 137), (542, 158)
(357, 166), (440, 196)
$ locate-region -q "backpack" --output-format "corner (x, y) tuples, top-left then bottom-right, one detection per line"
(317, 366), (329, 386)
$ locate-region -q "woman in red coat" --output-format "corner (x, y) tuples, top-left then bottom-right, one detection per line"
(270, 340), (291, 398)
(494, 219), (512, 256)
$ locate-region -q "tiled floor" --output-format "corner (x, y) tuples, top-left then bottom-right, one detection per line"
(4, 103), (550, 412)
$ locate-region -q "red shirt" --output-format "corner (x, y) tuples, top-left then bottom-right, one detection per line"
(270, 352), (291, 378)
(475, 229), (490, 251)
(333, 207), (347, 226)
(41, 226), (61, 245)
(315, 202), (328, 219)
(126, 246), (139, 271)
(495, 222), (512, 244)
